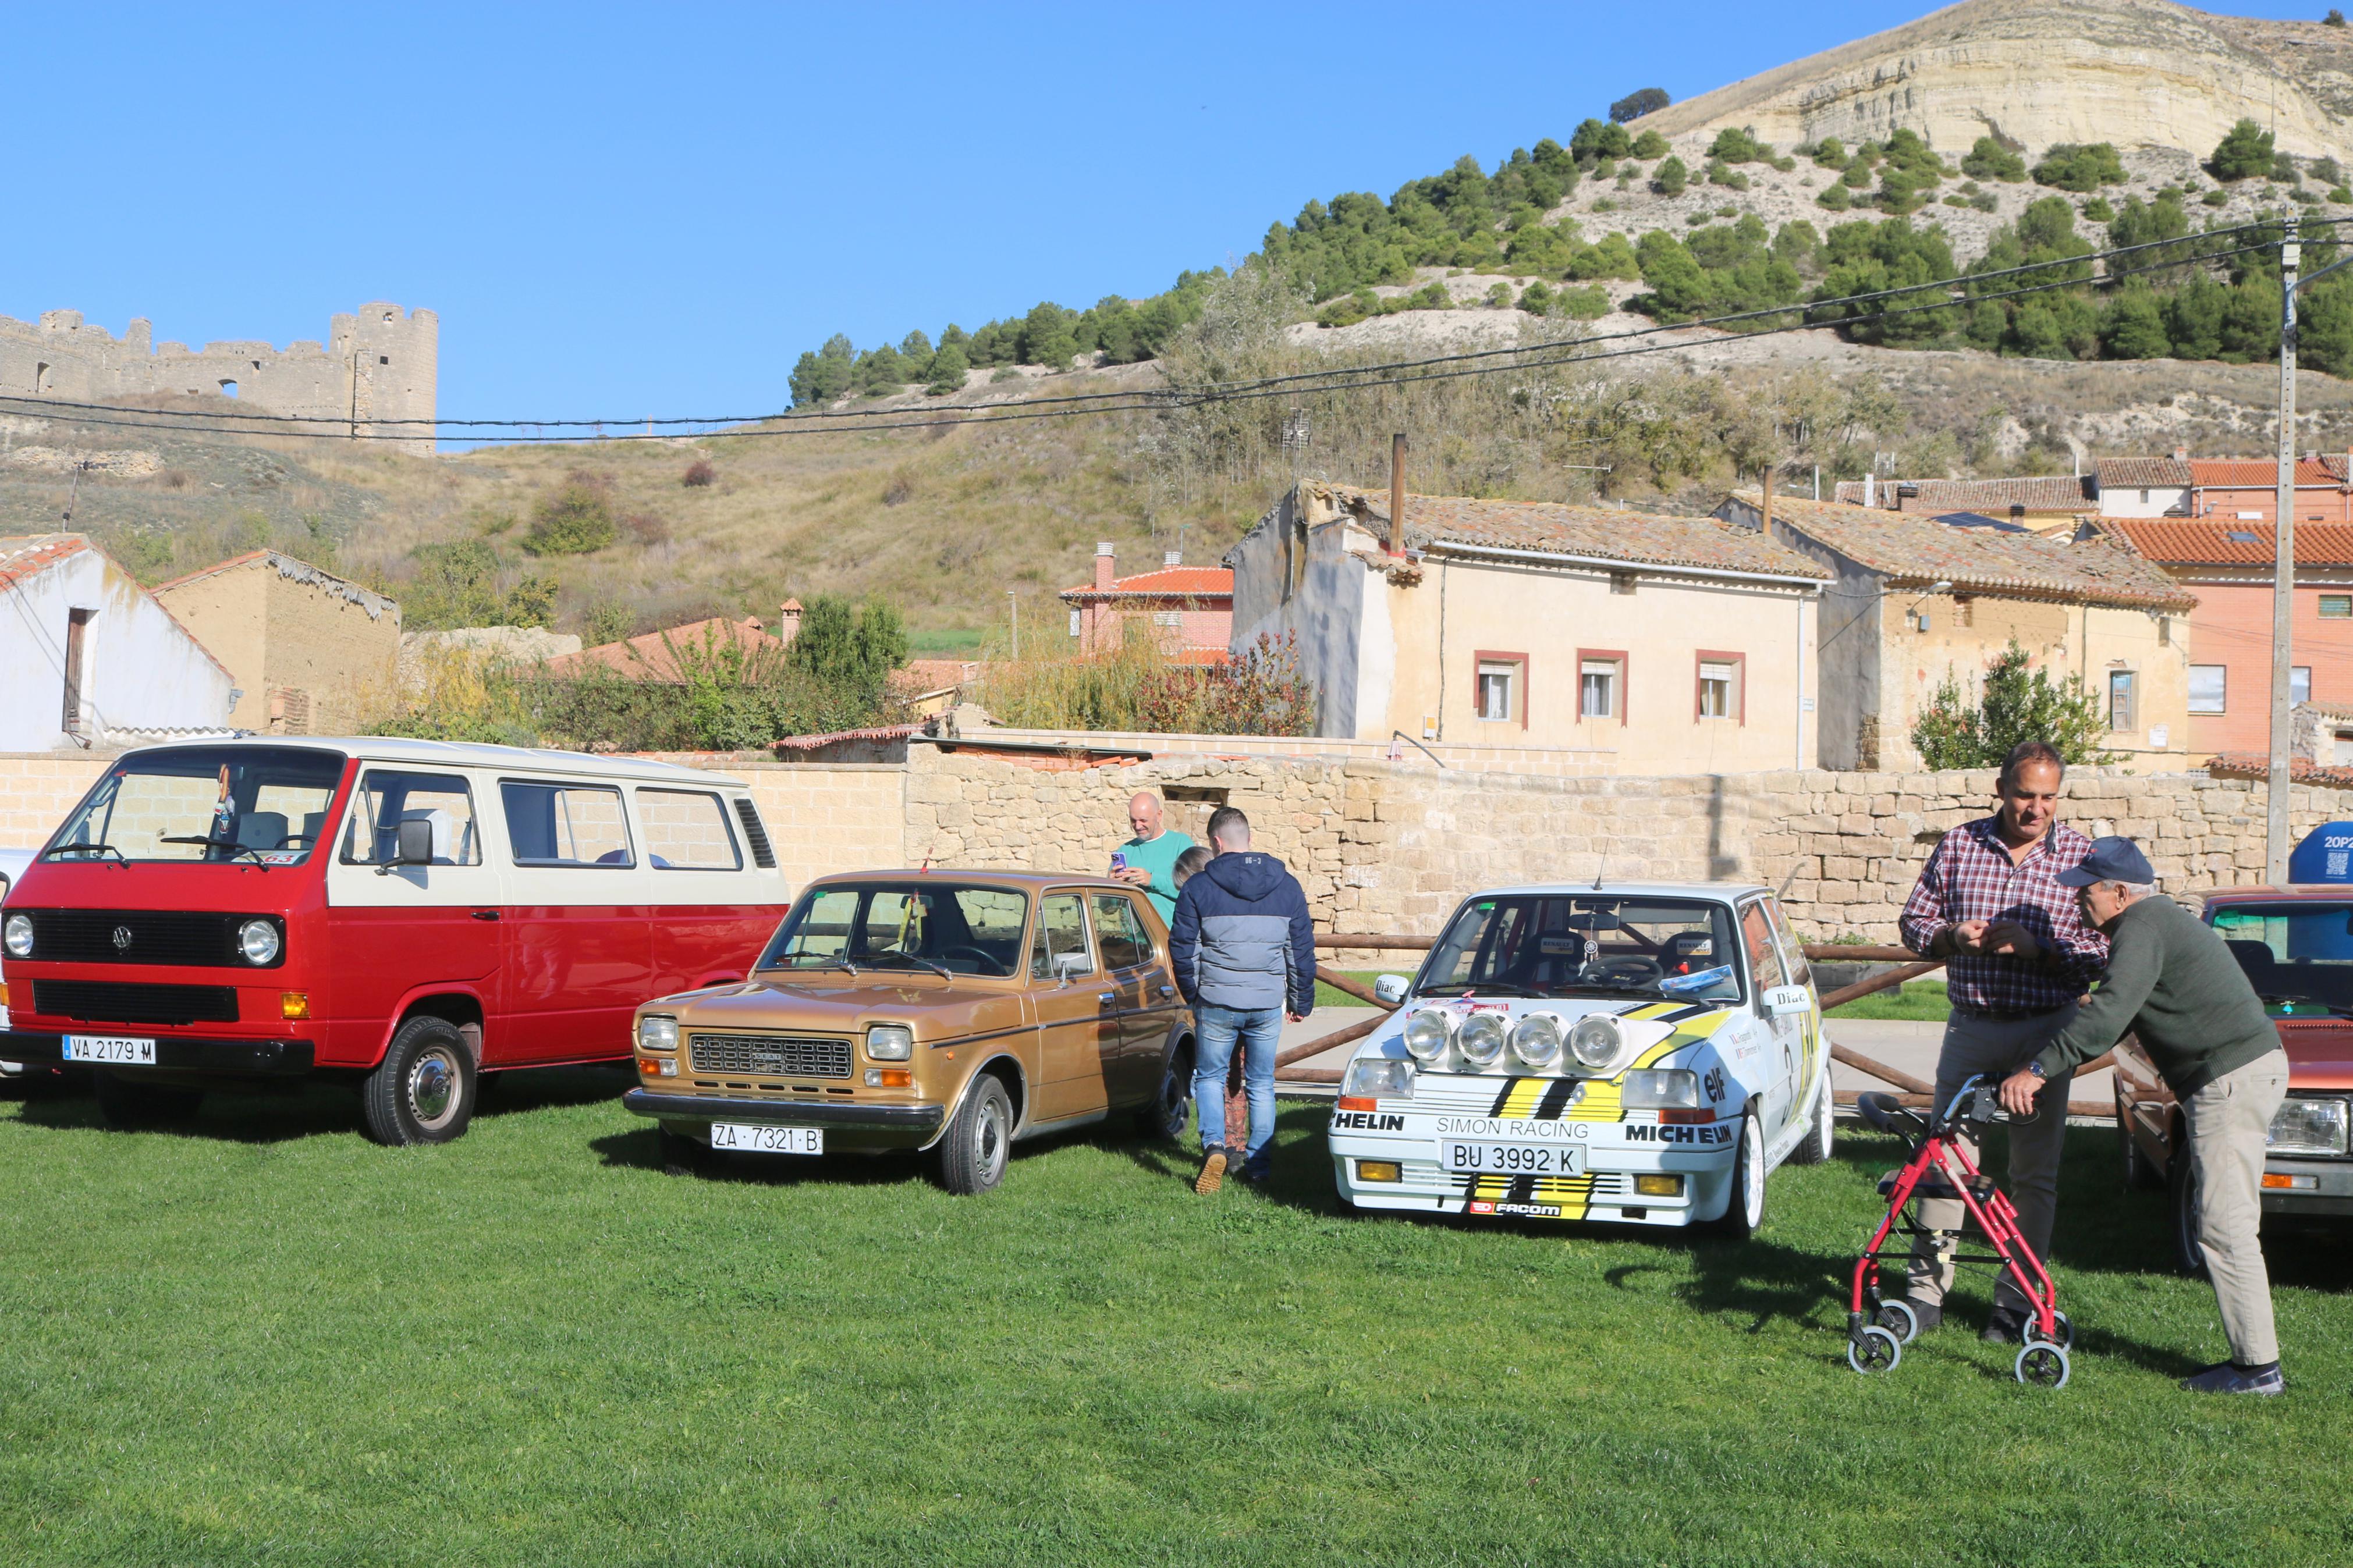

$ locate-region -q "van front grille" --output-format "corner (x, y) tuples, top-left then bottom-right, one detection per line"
(688, 1032), (853, 1079)
(29, 980), (240, 1026)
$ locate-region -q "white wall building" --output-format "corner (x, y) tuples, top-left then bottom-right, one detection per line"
(0, 535), (239, 752)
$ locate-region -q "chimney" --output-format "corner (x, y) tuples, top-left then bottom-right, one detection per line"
(1095, 541), (1116, 590)
(776, 598), (803, 646)
(1163, 549), (1182, 567)
(2172, 446), (2188, 463)
(1389, 433), (1407, 556)
(1864, 471), (1876, 508)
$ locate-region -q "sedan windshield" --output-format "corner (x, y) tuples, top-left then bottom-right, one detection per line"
(48, 746), (346, 865)
(760, 883), (1030, 978)
(2212, 903), (2353, 1016)
(1419, 895), (1745, 1004)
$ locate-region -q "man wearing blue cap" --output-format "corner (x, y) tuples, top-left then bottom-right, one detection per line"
(2000, 834), (2290, 1395)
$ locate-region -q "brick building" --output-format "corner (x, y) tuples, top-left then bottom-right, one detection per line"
(152, 551), (402, 735)
(1059, 545), (1231, 659)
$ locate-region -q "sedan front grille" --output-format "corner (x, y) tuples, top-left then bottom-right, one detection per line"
(688, 1032), (853, 1080)
(30, 980), (240, 1026)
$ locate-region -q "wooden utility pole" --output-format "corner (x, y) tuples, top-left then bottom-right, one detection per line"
(1388, 433), (1407, 555)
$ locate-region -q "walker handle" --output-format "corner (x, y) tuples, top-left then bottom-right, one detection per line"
(1855, 1091), (1926, 1139)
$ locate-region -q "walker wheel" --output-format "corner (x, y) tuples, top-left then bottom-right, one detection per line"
(1847, 1325), (1902, 1375)
(2022, 1310), (2075, 1353)
(1873, 1298), (1920, 1345)
(2015, 1342), (2070, 1389)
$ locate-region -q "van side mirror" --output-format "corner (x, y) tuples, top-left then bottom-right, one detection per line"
(395, 818), (435, 866)
(1373, 974), (1411, 1005)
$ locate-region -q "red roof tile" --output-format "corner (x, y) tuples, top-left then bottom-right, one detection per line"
(1060, 566), (1233, 602)
(2191, 458), (2345, 488)
(1326, 485), (1831, 581)
(540, 618), (783, 682)
(2106, 519), (2353, 566)
(0, 534), (91, 593)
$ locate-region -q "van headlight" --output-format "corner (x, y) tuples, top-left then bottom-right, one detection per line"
(1623, 1068), (1701, 1109)
(866, 1023), (914, 1061)
(1569, 1013), (1623, 1070)
(1510, 1012), (1564, 1069)
(1342, 1057), (1416, 1100)
(1456, 1012), (1507, 1067)
(1402, 1009), (1453, 1063)
(237, 918), (281, 965)
(637, 1015), (679, 1051)
(3, 913), (31, 958)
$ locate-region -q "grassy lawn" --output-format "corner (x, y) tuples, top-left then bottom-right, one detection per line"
(1828, 977), (1954, 1022)
(2, 1072), (2347, 1566)
(1313, 968), (1395, 1009)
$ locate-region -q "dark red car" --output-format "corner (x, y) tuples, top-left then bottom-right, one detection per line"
(2114, 886), (2353, 1270)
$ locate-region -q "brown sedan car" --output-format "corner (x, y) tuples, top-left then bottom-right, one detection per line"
(623, 871), (1196, 1194)
(2116, 886), (2353, 1271)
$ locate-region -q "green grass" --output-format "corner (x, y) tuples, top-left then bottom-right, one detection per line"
(2, 1073), (2348, 1565)
(1827, 977), (1954, 1022)
(1312, 968), (1395, 1009)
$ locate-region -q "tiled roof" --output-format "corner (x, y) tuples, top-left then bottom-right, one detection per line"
(2095, 456), (2194, 488)
(2104, 519), (2353, 567)
(540, 617), (782, 682)
(772, 723), (921, 753)
(1897, 476), (2094, 511)
(2191, 458), (2347, 488)
(892, 658), (981, 695)
(0, 533), (91, 593)
(1059, 566), (1233, 602)
(1329, 485), (1831, 581)
(2206, 753), (2353, 787)
(1730, 492), (2198, 610)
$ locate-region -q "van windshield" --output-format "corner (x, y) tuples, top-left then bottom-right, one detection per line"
(760, 883), (1030, 978)
(1419, 895), (1745, 1004)
(48, 746), (346, 865)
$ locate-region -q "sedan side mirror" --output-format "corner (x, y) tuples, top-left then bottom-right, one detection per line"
(1372, 974), (1411, 1005)
(1053, 952), (1090, 984)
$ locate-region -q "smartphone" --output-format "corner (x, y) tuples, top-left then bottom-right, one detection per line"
(1109, 851), (1128, 873)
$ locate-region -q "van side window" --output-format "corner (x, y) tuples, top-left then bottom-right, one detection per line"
(1090, 893), (1153, 971)
(732, 797), (776, 868)
(500, 781), (633, 867)
(1030, 893), (1094, 979)
(343, 771), (481, 866)
(637, 788), (741, 869)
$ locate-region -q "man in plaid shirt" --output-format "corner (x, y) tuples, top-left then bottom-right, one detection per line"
(1891, 740), (2109, 1341)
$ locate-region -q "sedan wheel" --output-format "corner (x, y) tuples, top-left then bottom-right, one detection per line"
(936, 1073), (1012, 1196)
(1133, 1044), (1192, 1140)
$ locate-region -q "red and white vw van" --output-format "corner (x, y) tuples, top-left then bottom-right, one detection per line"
(0, 738), (790, 1143)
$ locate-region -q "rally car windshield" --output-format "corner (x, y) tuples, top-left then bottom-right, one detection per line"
(1418, 895), (1746, 1004)
(47, 746), (346, 865)
(2212, 903), (2353, 1017)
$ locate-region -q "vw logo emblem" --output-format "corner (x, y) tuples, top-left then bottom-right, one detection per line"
(111, 925), (133, 953)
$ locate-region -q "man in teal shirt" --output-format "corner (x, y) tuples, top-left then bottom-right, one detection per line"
(1113, 791), (1194, 926)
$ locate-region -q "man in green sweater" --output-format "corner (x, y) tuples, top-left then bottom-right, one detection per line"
(1111, 791), (1195, 927)
(1999, 836), (2290, 1396)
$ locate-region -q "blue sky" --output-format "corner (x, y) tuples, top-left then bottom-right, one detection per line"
(6, 2), (2327, 424)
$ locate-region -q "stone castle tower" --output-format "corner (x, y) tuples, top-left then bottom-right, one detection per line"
(0, 302), (437, 445)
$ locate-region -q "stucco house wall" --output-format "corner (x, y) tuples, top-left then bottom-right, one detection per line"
(0, 538), (236, 751)
(154, 552), (401, 735)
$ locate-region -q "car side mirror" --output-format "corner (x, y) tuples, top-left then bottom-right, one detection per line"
(1373, 973), (1411, 1005)
(1763, 983), (1812, 1017)
(1053, 952), (1090, 984)
(395, 819), (434, 867)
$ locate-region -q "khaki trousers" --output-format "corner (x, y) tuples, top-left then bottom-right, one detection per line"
(2184, 1051), (2289, 1367)
(1904, 1005), (2075, 1309)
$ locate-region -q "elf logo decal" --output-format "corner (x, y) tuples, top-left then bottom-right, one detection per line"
(1332, 1111), (1406, 1132)
(1468, 1200), (1563, 1218)
(1624, 1122), (1734, 1145)
(1702, 1066), (1726, 1103)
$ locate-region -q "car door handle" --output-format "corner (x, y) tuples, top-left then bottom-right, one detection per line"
(1158, 984), (1174, 997)
(471, 909), (501, 921)
(1099, 992), (1117, 1004)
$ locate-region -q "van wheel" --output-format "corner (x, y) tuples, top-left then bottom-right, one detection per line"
(1705, 1112), (1768, 1239)
(1134, 1043), (1193, 1139)
(93, 1071), (204, 1130)
(935, 1073), (1012, 1196)
(2168, 1138), (2208, 1277)
(363, 1016), (475, 1146)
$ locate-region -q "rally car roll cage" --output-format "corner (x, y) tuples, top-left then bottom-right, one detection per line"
(1846, 1074), (2075, 1389)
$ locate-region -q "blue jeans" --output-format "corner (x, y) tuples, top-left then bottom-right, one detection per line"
(1193, 1003), (1281, 1165)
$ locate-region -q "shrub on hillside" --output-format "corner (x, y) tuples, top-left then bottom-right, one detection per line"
(521, 471), (619, 556)
(2032, 142), (2125, 192)
(924, 342), (969, 395)
(681, 458), (716, 488)
(977, 631), (1315, 736)
(1610, 87), (1669, 123)
(400, 539), (557, 630)
(1630, 129), (1669, 159)
(1708, 127), (1770, 163)
(1960, 136), (2027, 183)
(2207, 118), (2274, 181)
(624, 510), (670, 546)
(1809, 137), (1847, 169)
(1651, 155), (1688, 197)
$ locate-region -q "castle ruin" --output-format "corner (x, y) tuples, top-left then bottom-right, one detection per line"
(0, 303), (436, 445)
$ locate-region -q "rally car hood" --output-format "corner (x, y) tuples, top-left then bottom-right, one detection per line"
(2276, 1019), (2353, 1091)
(1358, 993), (1747, 1069)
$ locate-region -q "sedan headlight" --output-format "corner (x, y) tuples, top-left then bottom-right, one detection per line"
(866, 1023), (914, 1061)
(1623, 1068), (1702, 1110)
(637, 1015), (679, 1051)
(3, 913), (30, 959)
(1342, 1057), (1416, 1100)
(1569, 1012), (1623, 1070)
(2269, 1096), (2350, 1157)
(237, 918), (281, 965)
(1456, 1012), (1507, 1068)
(1402, 1009), (1454, 1063)
(1510, 1012), (1563, 1069)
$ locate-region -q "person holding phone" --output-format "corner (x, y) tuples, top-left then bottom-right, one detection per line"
(1111, 791), (1194, 926)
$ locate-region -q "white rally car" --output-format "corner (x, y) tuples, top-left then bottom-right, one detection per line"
(1329, 883), (1832, 1235)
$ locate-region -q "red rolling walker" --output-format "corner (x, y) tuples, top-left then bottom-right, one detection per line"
(1847, 1075), (2075, 1389)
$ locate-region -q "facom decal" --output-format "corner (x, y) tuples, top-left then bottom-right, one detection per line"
(1623, 1122), (1734, 1145)
(1483, 1201), (1563, 1218)
(1332, 1111), (1407, 1132)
